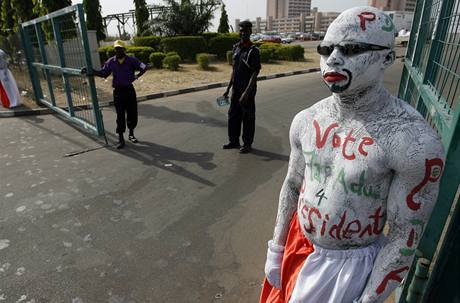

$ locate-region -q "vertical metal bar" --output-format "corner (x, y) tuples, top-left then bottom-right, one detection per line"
(406, 0), (425, 61)
(76, 4), (105, 137)
(423, 0), (455, 86)
(34, 23), (57, 106)
(406, 258), (430, 303)
(51, 17), (75, 117)
(20, 25), (43, 104)
(412, 0), (434, 67)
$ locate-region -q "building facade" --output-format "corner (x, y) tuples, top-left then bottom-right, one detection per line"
(368, 0), (416, 12)
(244, 10), (339, 34)
(266, 0), (312, 20)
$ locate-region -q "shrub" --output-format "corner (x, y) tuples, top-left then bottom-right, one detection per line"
(106, 46), (116, 59)
(161, 36), (206, 61)
(277, 45), (305, 61)
(149, 52), (166, 68)
(226, 50), (233, 65)
(166, 51), (179, 57)
(196, 53), (214, 70)
(98, 45), (113, 63)
(208, 34), (240, 59)
(201, 32), (221, 48)
(260, 43), (282, 60)
(98, 45), (155, 63)
(125, 46), (155, 63)
(259, 48), (271, 63)
(163, 54), (181, 71)
(133, 36), (162, 50)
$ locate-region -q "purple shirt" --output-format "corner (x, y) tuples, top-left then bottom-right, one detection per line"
(97, 56), (147, 88)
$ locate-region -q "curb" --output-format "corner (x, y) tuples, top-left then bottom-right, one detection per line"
(0, 67), (321, 117)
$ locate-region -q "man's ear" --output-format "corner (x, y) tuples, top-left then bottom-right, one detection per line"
(383, 50), (395, 68)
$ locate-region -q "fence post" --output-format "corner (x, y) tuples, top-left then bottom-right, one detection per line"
(76, 4), (105, 137)
(19, 26), (43, 104)
(34, 23), (57, 106)
(51, 17), (75, 117)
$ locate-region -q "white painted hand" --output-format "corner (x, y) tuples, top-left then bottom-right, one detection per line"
(264, 240), (285, 289)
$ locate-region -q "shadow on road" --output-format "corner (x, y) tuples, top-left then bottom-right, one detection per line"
(137, 103), (227, 128)
(251, 148), (289, 162)
(115, 139), (217, 187)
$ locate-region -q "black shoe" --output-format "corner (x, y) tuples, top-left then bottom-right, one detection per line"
(117, 134), (125, 149)
(223, 142), (240, 149)
(128, 135), (138, 143)
(117, 140), (125, 149)
(239, 145), (252, 154)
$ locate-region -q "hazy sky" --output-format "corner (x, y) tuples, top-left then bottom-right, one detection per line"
(73, 0), (369, 34)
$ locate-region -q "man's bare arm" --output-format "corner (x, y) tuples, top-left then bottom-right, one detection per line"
(357, 129), (444, 303)
(272, 113), (306, 245)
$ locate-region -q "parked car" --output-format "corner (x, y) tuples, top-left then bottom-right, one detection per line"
(281, 35), (295, 44)
(250, 34), (262, 42)
(260, 34), (282, 43)
(299, 32), (312, 40)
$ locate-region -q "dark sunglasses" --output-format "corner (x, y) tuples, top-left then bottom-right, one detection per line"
(317, 42), (391, 56)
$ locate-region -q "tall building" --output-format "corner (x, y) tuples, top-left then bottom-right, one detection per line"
(369, 0), (416, 12)
(266, 0), (312, 20)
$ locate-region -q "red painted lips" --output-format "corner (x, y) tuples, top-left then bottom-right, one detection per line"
(323, 72), (347, 82)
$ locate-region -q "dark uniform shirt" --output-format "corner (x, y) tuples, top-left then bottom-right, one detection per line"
(232, 42), (261, 95)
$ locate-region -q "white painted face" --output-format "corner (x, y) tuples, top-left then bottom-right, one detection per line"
(319, 7), (395, 94)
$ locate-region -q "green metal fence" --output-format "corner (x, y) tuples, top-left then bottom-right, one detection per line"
(20, 4), (105, 137)
(398, 0), (460, 302)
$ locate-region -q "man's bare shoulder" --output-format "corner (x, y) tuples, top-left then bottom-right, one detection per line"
(383, 97), (444, 168)
(292, 96), (334, 123)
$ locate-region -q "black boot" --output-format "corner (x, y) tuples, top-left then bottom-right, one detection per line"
(117, 133), (125, 149)
(128, 129), (138, 143)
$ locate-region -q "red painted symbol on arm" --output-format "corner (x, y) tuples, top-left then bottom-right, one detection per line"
(406, 158), (444, 210)
(407, 229), (415, 247)
(376, 267), (409, 295)
(358, 12), (376, 31)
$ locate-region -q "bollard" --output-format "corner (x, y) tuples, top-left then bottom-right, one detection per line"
(406, 258), (430, 303)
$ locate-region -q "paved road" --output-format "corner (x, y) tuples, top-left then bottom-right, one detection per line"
(0, 60), (404, 303)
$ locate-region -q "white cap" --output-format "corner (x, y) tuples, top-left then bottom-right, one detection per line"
(324, 6), (395, 48)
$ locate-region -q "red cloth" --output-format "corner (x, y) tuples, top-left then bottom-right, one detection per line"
(260, 213), (314, 303)
(0, 80), (10, 108)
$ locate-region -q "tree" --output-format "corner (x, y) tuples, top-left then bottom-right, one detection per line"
(148, 0), (219, 36)
(1, 0), (15, 35)
(40, 0), (72, 13)
(217, 3), (229, 33)
(83, 0), (106, 41)
(12, 0), (36, 24)
(134, 0), (150, 36)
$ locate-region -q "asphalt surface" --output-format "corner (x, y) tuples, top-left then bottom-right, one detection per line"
(0, 59), (404, 303)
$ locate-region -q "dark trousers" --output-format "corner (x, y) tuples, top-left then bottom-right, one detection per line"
(113, 85), (137, 134)
(228, 90), (256, 146)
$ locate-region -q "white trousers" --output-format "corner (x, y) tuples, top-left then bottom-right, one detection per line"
(289, 240), (382, 303)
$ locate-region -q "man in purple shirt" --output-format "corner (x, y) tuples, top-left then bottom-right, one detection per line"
(92, 40), (147, 149)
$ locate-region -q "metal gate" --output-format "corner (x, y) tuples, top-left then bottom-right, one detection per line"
(20, 4), (105, 137)
(397, 0), (460, 302)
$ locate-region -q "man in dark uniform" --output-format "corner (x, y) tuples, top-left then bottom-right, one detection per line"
(223, 20), (261, 154)
(87, 40), (147, 149)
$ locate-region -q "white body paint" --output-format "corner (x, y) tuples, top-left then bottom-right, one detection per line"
(265, 6), (445, 303)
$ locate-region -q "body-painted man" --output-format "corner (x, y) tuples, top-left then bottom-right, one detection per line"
(0, 49), (21, 109)
(260, 7), (444, 303)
